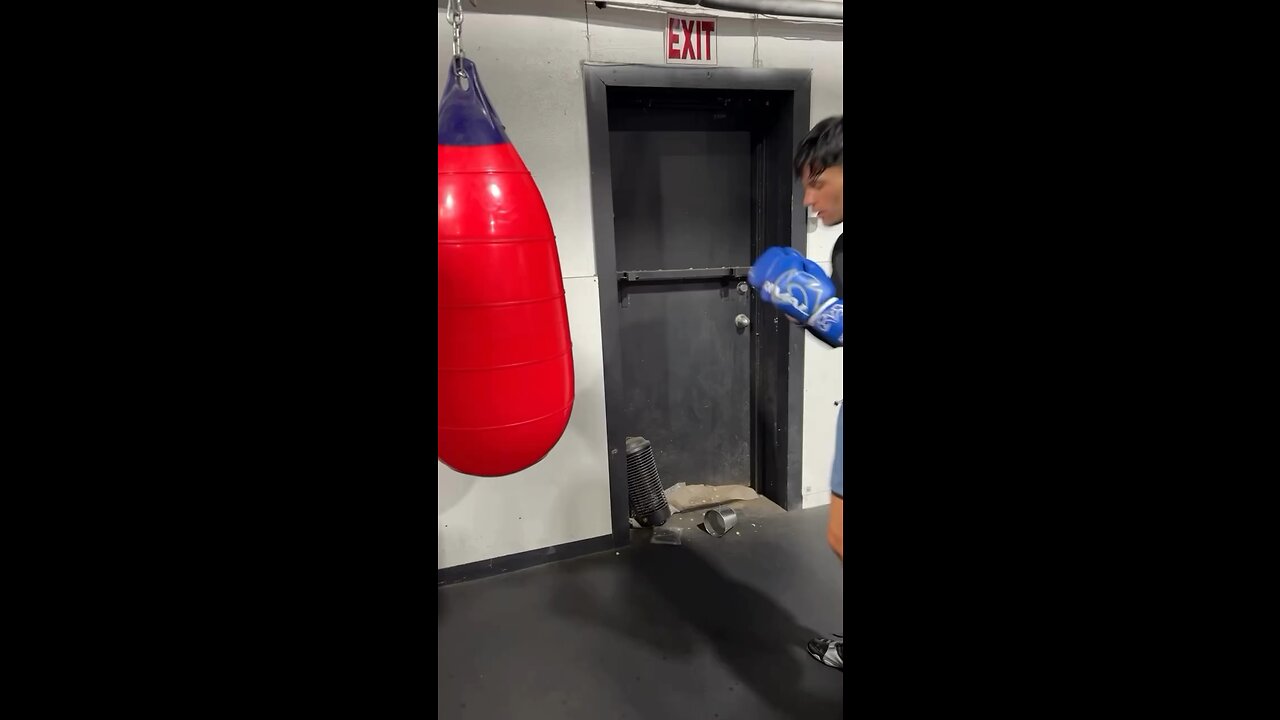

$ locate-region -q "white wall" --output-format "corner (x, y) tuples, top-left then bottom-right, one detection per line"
(438, 0), (844, 567)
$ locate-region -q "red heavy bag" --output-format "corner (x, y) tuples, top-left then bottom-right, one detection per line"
(438, 59), (574, 476)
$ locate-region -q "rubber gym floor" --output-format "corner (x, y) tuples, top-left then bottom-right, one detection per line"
(438, 503), (844, 719)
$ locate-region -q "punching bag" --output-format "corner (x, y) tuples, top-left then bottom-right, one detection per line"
(438, 58), (574, 477)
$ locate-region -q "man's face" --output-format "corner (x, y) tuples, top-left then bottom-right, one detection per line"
(802, 165), (844, 226)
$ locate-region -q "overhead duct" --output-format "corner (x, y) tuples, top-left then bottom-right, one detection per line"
(663, 0), (843, 21)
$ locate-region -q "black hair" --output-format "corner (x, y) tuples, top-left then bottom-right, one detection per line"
(793, 116), (843, 181)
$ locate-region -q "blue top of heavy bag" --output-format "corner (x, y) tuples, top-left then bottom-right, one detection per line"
(438, 58), (511, 146)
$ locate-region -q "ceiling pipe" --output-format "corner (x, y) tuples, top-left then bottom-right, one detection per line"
(663, 0), (843, 21)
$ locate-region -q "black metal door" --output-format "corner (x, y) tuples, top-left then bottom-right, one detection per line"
(609, 125), (753, 488)
(587, 70), (810, 535)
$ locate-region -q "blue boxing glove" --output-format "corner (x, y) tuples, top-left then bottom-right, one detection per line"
(748, 246), (844, 347)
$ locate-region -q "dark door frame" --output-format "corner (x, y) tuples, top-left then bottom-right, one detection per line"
(583, 63), (812, 545)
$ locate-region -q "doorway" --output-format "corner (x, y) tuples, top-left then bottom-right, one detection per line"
(583, 65), (811, 543)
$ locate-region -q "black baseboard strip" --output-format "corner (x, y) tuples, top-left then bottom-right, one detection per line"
(437, 534), (617, 586)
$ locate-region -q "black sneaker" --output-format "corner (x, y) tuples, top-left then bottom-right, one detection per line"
(806, 635), (843, 671)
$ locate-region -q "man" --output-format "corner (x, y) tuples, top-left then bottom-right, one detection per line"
(746, 115), (844, 672)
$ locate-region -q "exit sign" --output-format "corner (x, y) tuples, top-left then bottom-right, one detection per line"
(665, 14), (718, 66)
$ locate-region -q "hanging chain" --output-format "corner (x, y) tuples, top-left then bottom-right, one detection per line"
(447, 0), (466, 78)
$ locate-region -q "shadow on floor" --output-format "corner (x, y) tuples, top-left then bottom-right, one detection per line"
(548, 540), (840, 718)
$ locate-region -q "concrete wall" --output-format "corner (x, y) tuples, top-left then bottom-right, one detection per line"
(438, 0), (843, 569)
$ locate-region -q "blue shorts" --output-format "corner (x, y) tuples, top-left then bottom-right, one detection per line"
(831, 402), (843, 498)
